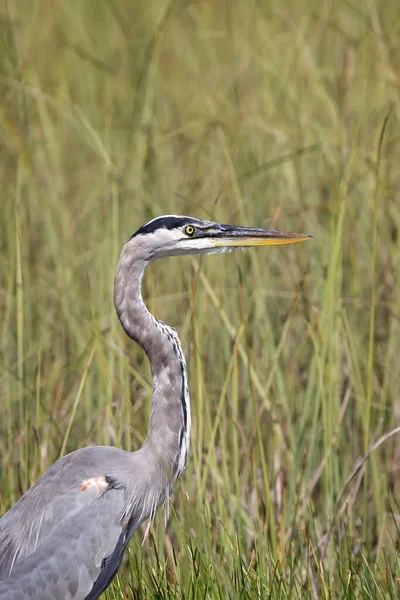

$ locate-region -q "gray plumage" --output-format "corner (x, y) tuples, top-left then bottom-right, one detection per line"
(0, 215), (310, 599)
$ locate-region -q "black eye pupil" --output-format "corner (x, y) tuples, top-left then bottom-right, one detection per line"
(186, 226), (194, 235)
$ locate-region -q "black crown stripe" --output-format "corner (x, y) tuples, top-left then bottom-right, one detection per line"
(132, 216), (199, 237)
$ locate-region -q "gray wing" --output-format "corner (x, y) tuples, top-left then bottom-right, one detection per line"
(0, 446), (142, 600)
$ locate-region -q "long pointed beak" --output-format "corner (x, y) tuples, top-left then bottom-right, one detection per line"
(212, 225), (312, 248)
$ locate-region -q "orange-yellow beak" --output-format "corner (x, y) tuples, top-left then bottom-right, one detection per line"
(211, 224), (312, 248)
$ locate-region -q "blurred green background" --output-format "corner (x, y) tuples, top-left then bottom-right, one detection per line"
(1, 0), (400, 597)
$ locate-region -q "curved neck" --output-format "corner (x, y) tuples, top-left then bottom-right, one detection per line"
(114, 242), (190, 483)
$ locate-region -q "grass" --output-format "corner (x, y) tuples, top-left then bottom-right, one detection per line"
(1, 0), (400, 597)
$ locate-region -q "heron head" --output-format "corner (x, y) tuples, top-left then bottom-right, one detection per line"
(128, 215), (311, 261)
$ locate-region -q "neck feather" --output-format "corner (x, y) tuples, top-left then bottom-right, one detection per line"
(114, 241), (191, 483)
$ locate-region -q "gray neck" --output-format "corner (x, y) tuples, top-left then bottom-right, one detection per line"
(114, 241), (190, 483)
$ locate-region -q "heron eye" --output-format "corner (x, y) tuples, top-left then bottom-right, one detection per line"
(185, 225), (195, 236)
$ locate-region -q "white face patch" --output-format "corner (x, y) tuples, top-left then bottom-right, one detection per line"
(131, 227), (221, 259)
(80, 476), (108, 494)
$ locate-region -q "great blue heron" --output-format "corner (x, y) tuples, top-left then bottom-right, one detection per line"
(0, 215), (310, 599)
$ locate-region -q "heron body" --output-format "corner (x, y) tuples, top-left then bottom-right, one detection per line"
(0, 215), (310, 599)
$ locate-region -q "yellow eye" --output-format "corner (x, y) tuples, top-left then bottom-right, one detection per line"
(185, 225), (195, 236)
